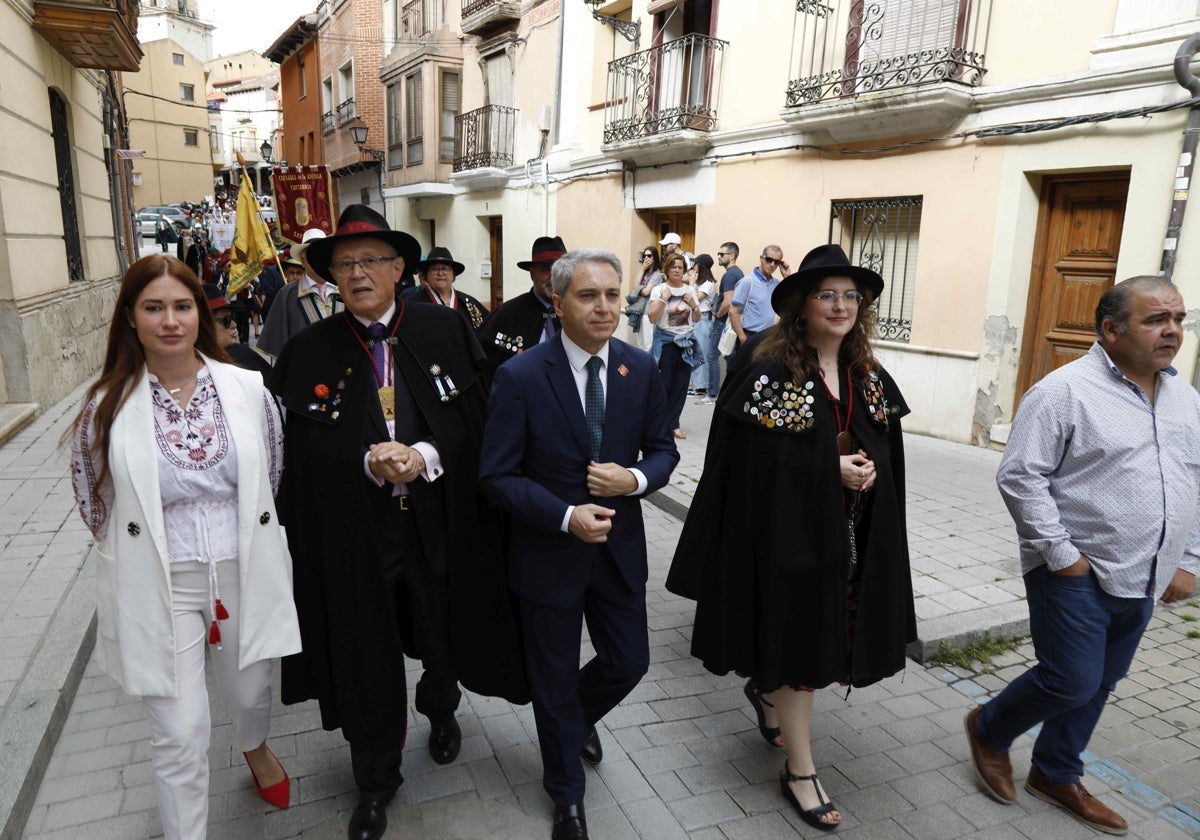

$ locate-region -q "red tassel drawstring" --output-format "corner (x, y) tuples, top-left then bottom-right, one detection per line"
(214, 598), (230, 620)
(209, 619), (222, 646)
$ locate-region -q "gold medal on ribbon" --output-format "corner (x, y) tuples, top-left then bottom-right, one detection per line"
(378, 385), (396, 420)
(837, 430), (855, 456)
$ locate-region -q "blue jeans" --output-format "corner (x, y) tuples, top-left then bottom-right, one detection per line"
(705, 317), (724, 396)
(689, 316), (711, 392)
(976, 565), (1153, 784)
(655, 332), (691, 430)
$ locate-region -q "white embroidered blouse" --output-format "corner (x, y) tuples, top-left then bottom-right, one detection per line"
(72, 366), (283, 564)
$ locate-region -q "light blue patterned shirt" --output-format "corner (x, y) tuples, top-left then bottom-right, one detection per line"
(997, 342), (1200, 599)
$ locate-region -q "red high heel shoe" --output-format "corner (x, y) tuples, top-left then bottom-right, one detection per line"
(244, 746), (290, 809)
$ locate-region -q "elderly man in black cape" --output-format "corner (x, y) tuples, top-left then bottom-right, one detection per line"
(477, 235), (567, 377)
(269, 204), (525, 840)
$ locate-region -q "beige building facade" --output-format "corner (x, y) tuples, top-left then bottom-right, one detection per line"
(370, 0), (1200, 445)
(1, 0), (140, 424)
(126, 38), (213, 206)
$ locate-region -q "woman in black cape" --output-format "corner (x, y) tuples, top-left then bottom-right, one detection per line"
(667, 244), (916, 832)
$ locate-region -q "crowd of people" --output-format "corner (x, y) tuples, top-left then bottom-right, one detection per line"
(68, 202), (1199, 840)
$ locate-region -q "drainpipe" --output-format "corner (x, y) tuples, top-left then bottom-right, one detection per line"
(1161, 34), (1200, 281)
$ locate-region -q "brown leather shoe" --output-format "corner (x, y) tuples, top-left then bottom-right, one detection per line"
(1025, 765), (1128, 835)
(963, 706), (1015, 804)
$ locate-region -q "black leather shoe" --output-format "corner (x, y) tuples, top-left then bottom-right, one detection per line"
(347, 797), (388, 840)
(579, 724), (603, 766)
(552, 802), (588, 840)
(429, 714), (462, 765)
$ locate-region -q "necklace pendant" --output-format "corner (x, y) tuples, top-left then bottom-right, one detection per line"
(377, 385), (396, 420)
(837, 430), (855, 456)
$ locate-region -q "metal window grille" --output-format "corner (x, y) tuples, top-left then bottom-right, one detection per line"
(49, 89), (83, 282)
(322, 111), (334, 134)
(787, 0), (991, 106)
(829, 196), (922, 343)
(337, 97), (356, 124)
(405, 71), (423, 165)
(604, 34), (726, 144)
(461, 0), (498, 17)
(453, 104), (516, 171)
(402, 0), (442, 35)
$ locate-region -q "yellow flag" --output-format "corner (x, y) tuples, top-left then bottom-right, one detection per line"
(227, 168), (276, 296)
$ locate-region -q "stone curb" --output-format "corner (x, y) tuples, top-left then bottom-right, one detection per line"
(0, 548), (97, 840)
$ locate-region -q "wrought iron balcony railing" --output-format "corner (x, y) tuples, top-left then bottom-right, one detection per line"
(786, 0), (992, 106)
(322, 111), (334, 134)
(402, 0), (442, 35)
(453, 104), (517, 171)
(336, 97), (356, 124)
(461, 0), (495, 16)
(604, 34), (726, 145)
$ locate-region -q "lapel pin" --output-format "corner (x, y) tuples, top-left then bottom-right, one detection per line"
(618, 364), (629, 377)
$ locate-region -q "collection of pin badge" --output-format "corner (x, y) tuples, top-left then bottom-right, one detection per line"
(493, 332), (524, 354)
(429, 364), (458, 402)
(308, 370), (350, 420)
(743, 374), (817, 431)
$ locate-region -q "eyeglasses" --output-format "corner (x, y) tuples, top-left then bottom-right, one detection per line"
(761, 256), (782, 266)
(330, 255), (397, 277)
(214, 313), (234, 328)
(811, 290), (865, 306)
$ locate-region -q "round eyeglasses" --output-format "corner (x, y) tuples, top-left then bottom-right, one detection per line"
(811, 290), (865, 306)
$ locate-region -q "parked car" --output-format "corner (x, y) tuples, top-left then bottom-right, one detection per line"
(136, 206), (188, 234)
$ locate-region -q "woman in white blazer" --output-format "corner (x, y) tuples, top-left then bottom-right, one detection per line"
(69, 254), (302, 840)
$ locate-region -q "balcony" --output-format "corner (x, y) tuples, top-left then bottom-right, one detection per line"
(322, 110), (334, 134)
(33, 0), (142, 71)
(402, 0), (443, 37)
(602, 34), (726, 166)
(781, 0), (992, 142)
(450, 104), (516, 189)
(336, 97), (356, 125)
(460, 0), (520, 36)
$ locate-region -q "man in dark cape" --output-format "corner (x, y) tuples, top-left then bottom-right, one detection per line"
(476, 235), (566, 378)
(269, 205), (525, 840)
(401, 246), (490, 329)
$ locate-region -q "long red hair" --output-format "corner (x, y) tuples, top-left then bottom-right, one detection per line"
(69, 255), (231, 508)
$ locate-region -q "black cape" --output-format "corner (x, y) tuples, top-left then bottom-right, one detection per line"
(475, 288), (558, 378)
(666, 341), (916, 692)
(401, 285), (491, 331)
(269, 299), (528, 740)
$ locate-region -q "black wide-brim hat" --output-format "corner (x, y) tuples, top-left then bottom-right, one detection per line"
(517, 236), (567, 270)
(772, 244), (885, 312)
(304, 204), (422, 284)
(418, 246), (465, 276)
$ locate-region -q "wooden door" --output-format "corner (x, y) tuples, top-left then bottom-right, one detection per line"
(1015, 173), (1130, 401)
(651, 208), (696, 255)
(488, 215), (504, 310)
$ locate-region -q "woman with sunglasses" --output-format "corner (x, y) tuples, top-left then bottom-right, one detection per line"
(204, 284), (273, 378)
(667, 245), (916, 832)
(69, 255), (302, 840)
(632, 246), (663, 353)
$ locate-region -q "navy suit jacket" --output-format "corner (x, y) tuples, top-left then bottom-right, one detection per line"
(479, 334), (679, 609)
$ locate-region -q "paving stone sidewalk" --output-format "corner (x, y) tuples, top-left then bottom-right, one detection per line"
(7, 388), (1200, 839)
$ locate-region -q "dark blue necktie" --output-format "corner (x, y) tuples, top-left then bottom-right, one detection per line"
(585, 356), (604, 461)
(367, 322), (387, 377)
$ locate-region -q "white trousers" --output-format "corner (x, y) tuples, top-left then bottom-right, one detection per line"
(141, 559), (273, 840)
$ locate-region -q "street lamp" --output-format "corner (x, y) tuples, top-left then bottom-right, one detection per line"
(260, 139), (273, 162)
(349, 125), (386, 214)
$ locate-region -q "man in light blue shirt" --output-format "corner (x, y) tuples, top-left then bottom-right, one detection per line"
(965, 276), (1200, 836)
(729, 245), (787, 346)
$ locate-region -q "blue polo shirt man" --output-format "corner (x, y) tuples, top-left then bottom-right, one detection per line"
(730, 245), (786, 344)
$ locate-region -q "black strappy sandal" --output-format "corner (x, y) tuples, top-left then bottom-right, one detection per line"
(743, 679), (784, 748)
(780, 762), (840, 831)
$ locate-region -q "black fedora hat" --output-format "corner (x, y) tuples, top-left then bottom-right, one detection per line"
(772, 244), (885, 312)
(517, 236), (567, 271)
(304, 204), (422, 284)
(418, 246), (465, 276)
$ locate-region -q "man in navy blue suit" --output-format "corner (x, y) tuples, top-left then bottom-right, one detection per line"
(480, 248), (679, 840)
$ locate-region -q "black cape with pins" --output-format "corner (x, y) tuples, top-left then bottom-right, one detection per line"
(666, 335), (916, 692)
(475, 288), (558, 378)
(269, 299), (528, 740)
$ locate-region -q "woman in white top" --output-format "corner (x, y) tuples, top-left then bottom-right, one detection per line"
(647, 252), (701, 439)
(69, 255), (302, 840)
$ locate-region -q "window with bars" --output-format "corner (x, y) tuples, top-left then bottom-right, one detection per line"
(440, 70), (459, 163)
(405, 70), (423, 166)
(828, 196), (922, 343)
(386, 82), (403, 169)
